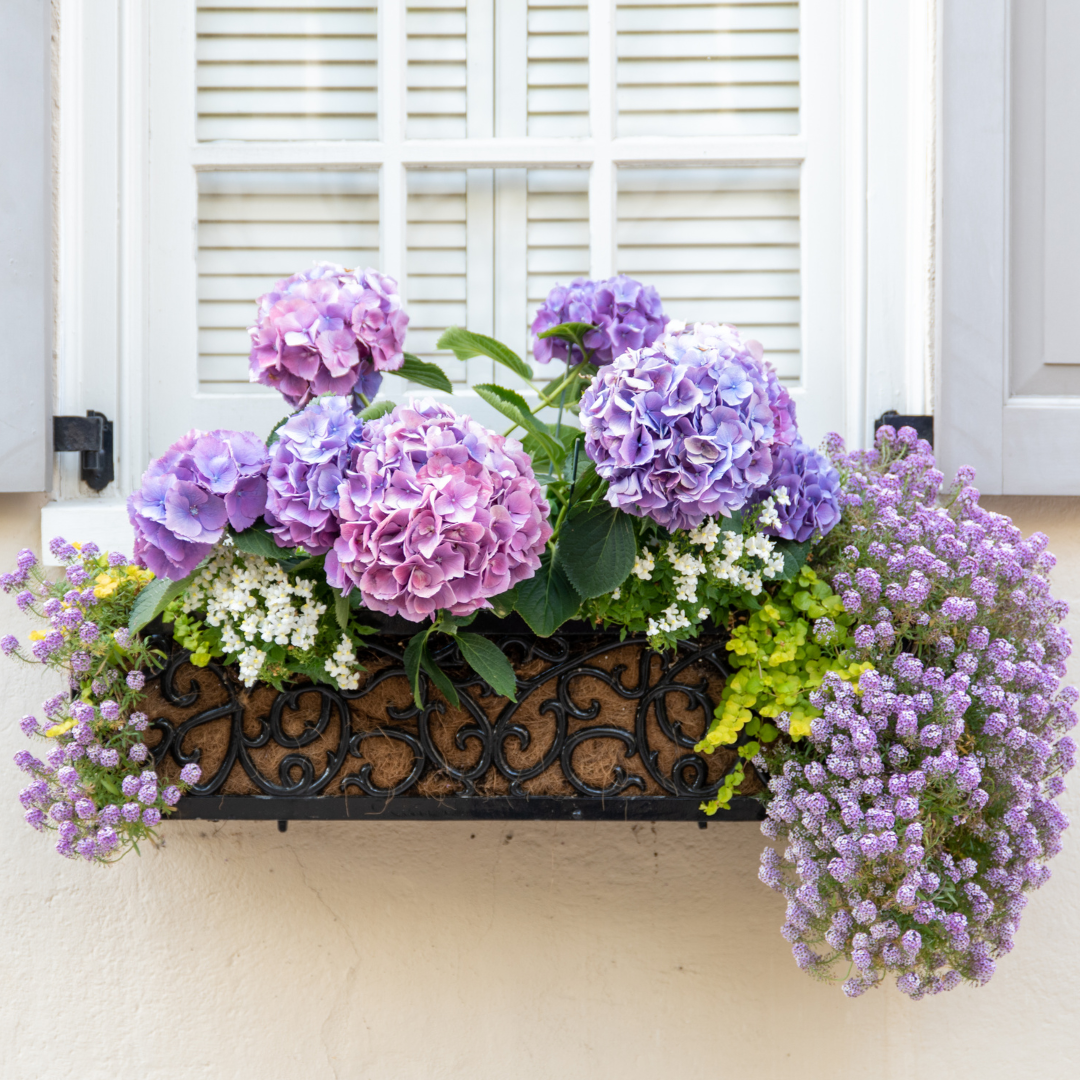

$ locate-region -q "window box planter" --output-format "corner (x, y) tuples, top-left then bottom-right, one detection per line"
(144, 615), (763, 824)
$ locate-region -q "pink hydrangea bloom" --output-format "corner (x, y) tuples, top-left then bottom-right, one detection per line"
(247, 263), (408, 407)
(327, 400), (552, 621)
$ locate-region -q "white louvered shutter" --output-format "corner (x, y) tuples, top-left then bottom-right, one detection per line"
(134, 0), (846, 476)
(615, 0), (800, 136)
(196, 2), (379, 142)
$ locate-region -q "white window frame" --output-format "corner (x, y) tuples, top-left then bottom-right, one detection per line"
(47, 0), (937, 551)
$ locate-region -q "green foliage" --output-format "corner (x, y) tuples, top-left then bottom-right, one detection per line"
(229, 523), (290, 562)
(436, 326), (534, 383)
(359, 399), (396, 421)
(455, 632), (518, 700)
(695, 567), (872, 814)
(473, 384), (564, 463)
(556, 502), (636, 600)
(513, 552), (581, 636)
(584, 508), (810, 653)
(398, 352), (453, 393)
(128, 569), (202, 634)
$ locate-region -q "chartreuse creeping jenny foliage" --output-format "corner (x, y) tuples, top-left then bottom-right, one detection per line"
(2, 540), (203, 863)
(695, 567), (870, 814)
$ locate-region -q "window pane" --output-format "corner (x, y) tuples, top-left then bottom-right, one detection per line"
(528, 1), (590, 136)
(618, 166), (801, 381)
(196, 2), (378, 142)
(197, 170), (380, 393)
(616, 1), (800, 137)
(407, 1), (468, 138)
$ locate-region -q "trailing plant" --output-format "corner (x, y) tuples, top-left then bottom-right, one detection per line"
(3, 540), (201, 862)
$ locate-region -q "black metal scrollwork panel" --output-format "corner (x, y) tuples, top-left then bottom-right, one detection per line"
(148, 629), (761, 818)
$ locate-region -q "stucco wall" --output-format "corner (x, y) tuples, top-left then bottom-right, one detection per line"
(1, 494), (1078, 1080)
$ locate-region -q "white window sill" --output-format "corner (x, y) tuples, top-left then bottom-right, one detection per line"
(40, 499), (134, 566)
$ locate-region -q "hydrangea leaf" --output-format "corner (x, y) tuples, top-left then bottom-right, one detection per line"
(473, 384), (564, 463)
(398, 353), (453, 394)
(556, 503), (637, 600)
(436, 327), (534, 383)
(419, 643), (461, 709)
(487, 586), (518, 619)
(455, 632), (518, 702)
(129, 571), (200, 635)
(403, 630), (427, 709)
(514, 553), (581, 636)
(230, 523), (293, 562)
(333, 590), (350, 632)
(537, 320), (596, 343)
(775, 538), (813, 581)
(359, 399), (396, 422)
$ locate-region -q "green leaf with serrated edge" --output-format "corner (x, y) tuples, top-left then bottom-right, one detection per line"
(514, 553), (581, 637)
(398, 353), (453, 393)
(350, 624), (380, 636)
(359, 399), (396, 422)
(403, 630), (427, 709)
(284, 658), (341, 687)
(557, 503), (637, 600)
(420, 643), (461, 709)
(436, 327), (534, 383)
(775, 539), (812, 581)
(440, 611), (477, 630)
(129, 569), (202, 635)
(266, 412), (294, 448)
(230, 523), (295, 562)
(455, 632), (518, 701)
(473, 384), (564, 463)
(487, 586), (518, 619)
(537, 321), (596, 342)
(334, 590), (350, 631)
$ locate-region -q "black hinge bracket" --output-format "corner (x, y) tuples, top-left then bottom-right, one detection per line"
(52, 411), (115, 492)
(874, 410), (934, 448)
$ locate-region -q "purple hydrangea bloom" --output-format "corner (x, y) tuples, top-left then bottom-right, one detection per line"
(128, 428), (270, 580)
(247, 262), (408, 407)
(530, 275), (666, 366)
(580, 322), (798, 530)
(264, 395), (364, 555)
(328, 399), (552, 621)
(759, 436), (842, 543)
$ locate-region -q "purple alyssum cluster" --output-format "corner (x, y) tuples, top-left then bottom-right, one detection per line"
(581, 321), (798, 531)
(3, 542), (201, 862)
(530, 275), (666, 366)
(757, 427), (1075, 997)
(248, 262), (408, 407)
(264, 395), (364, 555)
(327, 399), (552, 621)
(128, 428), (270, 580)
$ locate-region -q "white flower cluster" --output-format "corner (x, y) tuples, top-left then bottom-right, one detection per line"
(179, 546), (361, 688)
(638, 518), (788, 645)
(325, 635), (361, 691)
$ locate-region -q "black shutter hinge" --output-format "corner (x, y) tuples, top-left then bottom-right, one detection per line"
(873, 410), (933, 448)
(52, 411), (115, 492)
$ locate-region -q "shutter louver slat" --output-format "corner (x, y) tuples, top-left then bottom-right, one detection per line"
(197, 171), (380, 393)
(526, 168), (590, 369)
(617, 166), (801, 381)
(196, 2), (378, 141)
(616, 1), (800, 138)
(406, 171), (469, 378)
(528, 2), (589, 136)
(407, 2), (468, 138)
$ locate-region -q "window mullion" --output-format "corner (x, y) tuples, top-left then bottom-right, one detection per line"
(588, 0), (615, 278)
(379, 0), (408, 292)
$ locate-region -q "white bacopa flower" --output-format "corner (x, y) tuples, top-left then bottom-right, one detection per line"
(632, 551), (656, 581)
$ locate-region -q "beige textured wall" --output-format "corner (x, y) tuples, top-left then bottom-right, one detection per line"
(2, 494), (1079, 1080)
